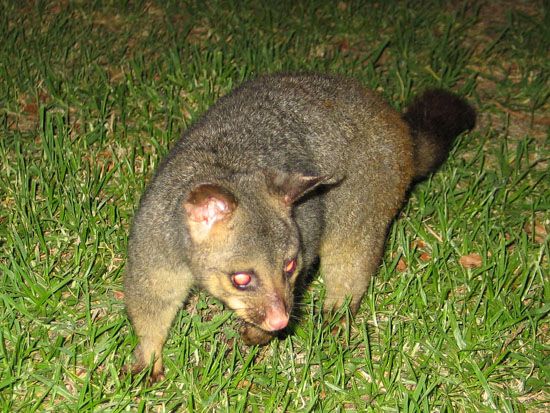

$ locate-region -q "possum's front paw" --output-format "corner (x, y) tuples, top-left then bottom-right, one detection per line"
(322, 301), (355, 338)
(239, 323), (275, 346)
(122, 345), (166, 384)
(121, 361), (166, 384)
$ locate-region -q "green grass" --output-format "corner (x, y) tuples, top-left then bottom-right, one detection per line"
(0, 0), (548, 411)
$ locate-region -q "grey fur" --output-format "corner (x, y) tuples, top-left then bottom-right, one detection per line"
(124, 73), (475, 380)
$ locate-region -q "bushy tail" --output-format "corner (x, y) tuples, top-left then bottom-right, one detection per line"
(403, 89), (476, 180)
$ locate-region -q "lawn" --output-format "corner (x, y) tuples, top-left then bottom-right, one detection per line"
(0, 0), (548, 411)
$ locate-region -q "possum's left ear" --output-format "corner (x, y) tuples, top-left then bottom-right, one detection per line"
(184, 184), (237, 243)
(264, 169), (341, 205)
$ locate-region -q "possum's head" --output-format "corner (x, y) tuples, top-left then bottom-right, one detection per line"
(183, 170), (332, 334)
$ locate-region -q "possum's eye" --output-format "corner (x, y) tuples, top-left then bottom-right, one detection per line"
(231, 272), (252, 289)
(283, 258), (297, 277)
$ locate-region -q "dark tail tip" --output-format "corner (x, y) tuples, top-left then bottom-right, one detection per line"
(403, 89), (476, 179)
(403, 89), (476, 143)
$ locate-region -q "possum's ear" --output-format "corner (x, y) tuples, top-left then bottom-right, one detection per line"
(184, 184), (237, 242)
(265, 170), (340, 205)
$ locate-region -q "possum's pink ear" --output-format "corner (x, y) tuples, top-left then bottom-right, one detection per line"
(184, 184), (237, 242)
(265, 170), (340, 205)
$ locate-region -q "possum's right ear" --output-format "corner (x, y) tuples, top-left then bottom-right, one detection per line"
(184, 184), (237, 243)
(264, 169), (341, 205)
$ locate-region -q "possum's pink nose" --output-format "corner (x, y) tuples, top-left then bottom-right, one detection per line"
(263, 303), (289, 331)
(266, 314), (288, 331)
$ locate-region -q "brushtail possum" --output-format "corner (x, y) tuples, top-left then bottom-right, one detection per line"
(124, 73), (476, 380)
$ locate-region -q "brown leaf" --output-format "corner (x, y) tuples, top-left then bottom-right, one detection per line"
(419, 252), (431, 262)
(113, 291), (125, 300)
(396, 258), (407, 272)
(524, 222), (548, 244)
(337, 2), (348, 11)
(535, 224), (547, 237)
(237, 380), (250, 389)
(504, 232), (516, 252)
(459, 253), (482, 269)
(338, 39), (350, 52)
(411, 239), (426, 249)
(23, 102), (38, 115)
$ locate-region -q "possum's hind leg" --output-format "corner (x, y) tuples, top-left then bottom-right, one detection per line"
(317, 106), (413, 317)
(319, 220), (389, 316)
